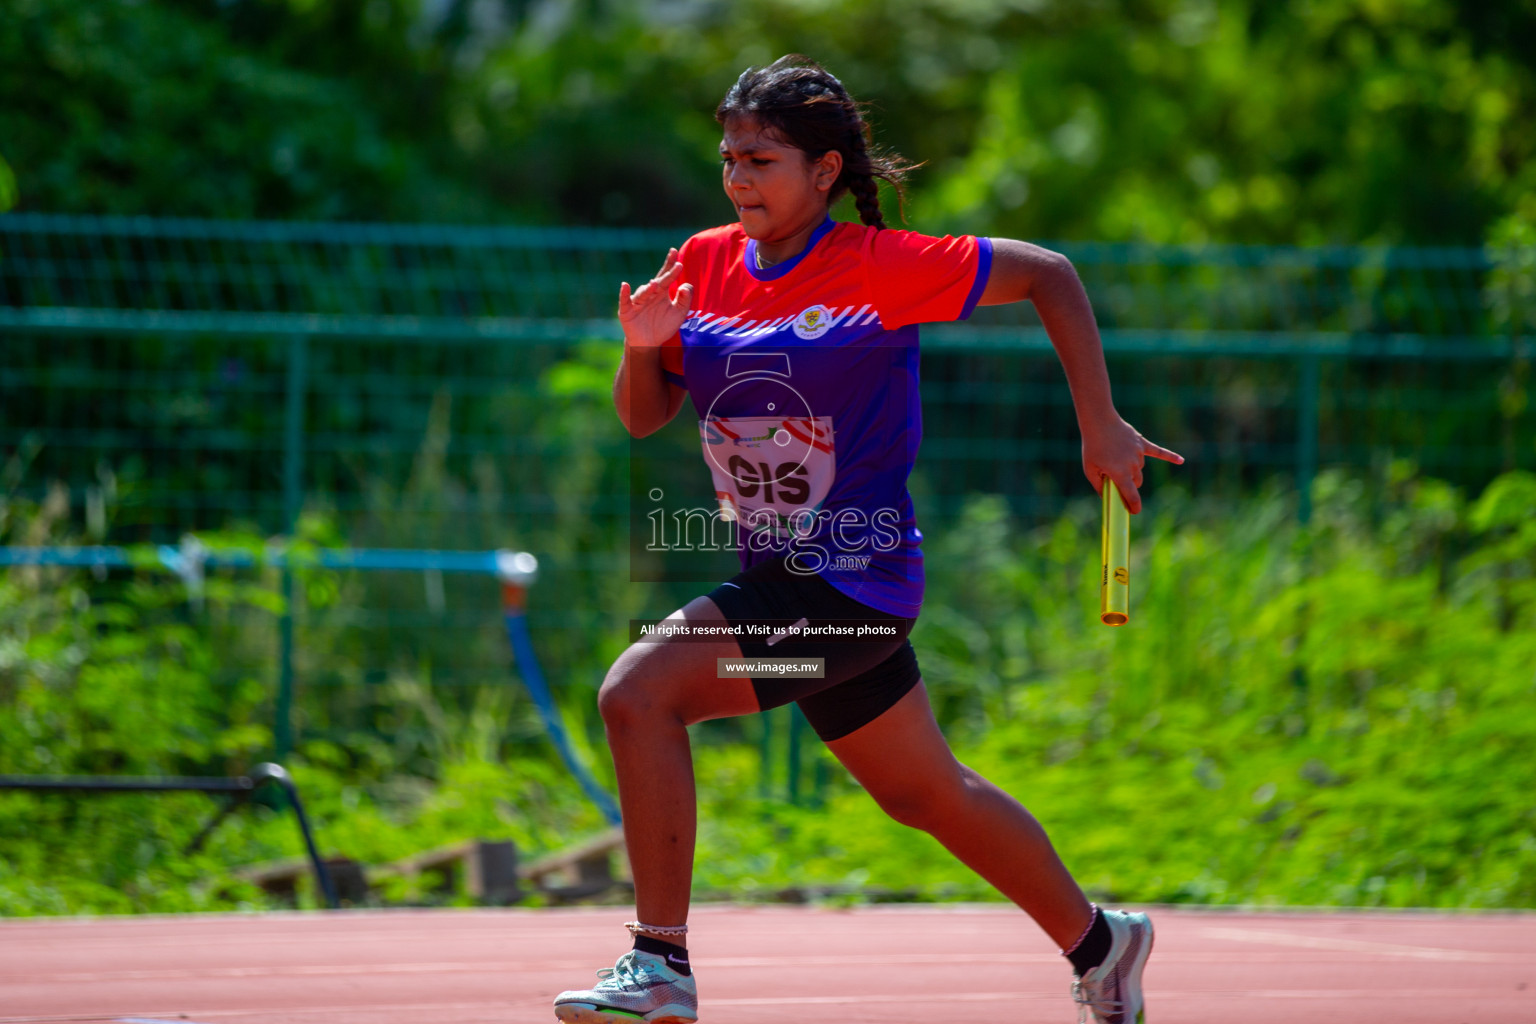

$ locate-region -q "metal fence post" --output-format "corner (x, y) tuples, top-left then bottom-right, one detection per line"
(1296, 353), (1321, 524)
(787, 705), (806, 806)
(758, 707), (775, 800)
(276, 334), (308, 762)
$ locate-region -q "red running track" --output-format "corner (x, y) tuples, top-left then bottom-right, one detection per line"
(1, 905), (1531, 1023)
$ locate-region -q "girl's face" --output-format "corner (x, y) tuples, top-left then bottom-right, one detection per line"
(720, 117), (842, 242)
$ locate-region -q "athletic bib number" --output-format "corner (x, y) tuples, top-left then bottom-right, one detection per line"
(699, 415), (836, 538)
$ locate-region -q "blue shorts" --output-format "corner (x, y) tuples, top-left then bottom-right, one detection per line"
(706, 555), (922, 742)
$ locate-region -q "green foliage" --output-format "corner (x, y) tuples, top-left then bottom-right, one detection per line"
(0, 0), (489, 219)
(5, 0), (1532, 918)
(0, 492), (273, 777)
(3, 469), (1534, 913)
(693, 470), (1536, 908)
(3, 1), (1532, 243)
(1487, 197), (1536, 336)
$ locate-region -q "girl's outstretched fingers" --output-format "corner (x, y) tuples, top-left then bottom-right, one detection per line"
(1114, 437), (1185, 512)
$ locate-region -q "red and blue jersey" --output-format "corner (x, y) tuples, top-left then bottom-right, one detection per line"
(662, 217), (992, 617)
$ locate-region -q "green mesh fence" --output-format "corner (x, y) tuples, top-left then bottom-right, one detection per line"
(0, 214), (1502, 334)
(3, 214), (1527, 534)
(1, 213), (1531, 759)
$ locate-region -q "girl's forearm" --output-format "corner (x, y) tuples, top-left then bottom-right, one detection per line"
(614, 343), (677, 438)
(1029, 257), (1119, 431)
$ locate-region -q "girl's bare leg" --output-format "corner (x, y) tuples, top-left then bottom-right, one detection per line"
(826, 682), (1093, 948)
(597, 595), (758, 945)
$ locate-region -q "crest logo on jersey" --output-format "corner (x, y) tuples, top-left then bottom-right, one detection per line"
(792, 304), (834, 340)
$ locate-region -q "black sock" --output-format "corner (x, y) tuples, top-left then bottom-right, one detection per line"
(1066, 906), (1113, 976)
(633, 934), (691, 976)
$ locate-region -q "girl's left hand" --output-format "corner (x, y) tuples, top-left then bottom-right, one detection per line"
(1081, 414), (1184, 514)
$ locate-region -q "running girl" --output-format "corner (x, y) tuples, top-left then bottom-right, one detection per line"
(554, 55), (1182, 1024)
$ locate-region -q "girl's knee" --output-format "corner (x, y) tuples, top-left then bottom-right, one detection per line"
(597, 654), (661, 729)
(598, 636), (758, 730)
(870, 766), (973, 833)
(598, 643), (697, 728)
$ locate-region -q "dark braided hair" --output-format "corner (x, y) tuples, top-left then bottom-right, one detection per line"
(716, 55), (917, 230)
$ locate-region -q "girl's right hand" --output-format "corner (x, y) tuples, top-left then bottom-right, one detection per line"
(619, 247), (693, 349)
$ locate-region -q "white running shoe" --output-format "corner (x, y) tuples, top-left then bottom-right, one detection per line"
(1071, 908), (1153, 1024)
(553, 949), (698, 1024)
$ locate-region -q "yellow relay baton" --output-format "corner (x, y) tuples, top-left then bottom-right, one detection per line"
(1100, 478), (1130, 626)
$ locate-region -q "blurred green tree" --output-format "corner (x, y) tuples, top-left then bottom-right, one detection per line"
(2, 0), (1533, 240)
(0, 0), (489, 219)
